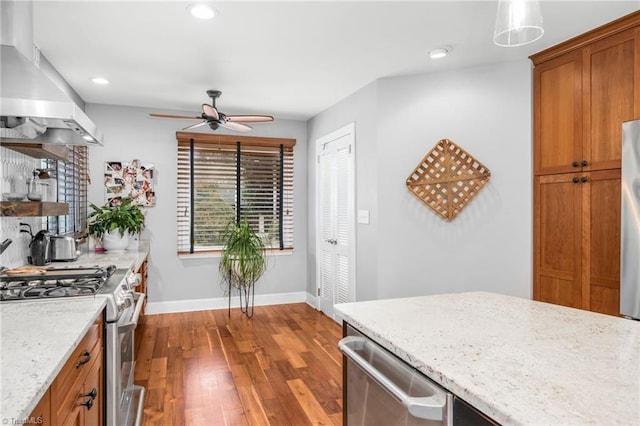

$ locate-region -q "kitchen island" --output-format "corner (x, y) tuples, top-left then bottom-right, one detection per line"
(335, 292), (640, 425)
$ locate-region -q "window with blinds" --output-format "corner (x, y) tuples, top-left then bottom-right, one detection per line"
(42, 146), (88, 235)
(177, 132), (295, 254)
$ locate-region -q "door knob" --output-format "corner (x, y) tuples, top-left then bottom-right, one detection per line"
(572, 177), (579, 183)
(572, 161), (579, 167)
(582, 160), (588, 167)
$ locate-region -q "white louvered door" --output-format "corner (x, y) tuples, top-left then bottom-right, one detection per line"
(317, 124), (355, 320)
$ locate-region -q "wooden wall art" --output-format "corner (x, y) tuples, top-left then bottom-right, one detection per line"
(406, 139), (491, 221)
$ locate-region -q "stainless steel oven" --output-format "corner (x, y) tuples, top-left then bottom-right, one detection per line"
(102, 268), (145, 426)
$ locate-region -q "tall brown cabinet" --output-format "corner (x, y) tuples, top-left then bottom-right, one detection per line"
(531, 11), (640, 316)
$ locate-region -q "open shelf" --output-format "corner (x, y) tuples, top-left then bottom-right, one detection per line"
(0, 201), (69, 217)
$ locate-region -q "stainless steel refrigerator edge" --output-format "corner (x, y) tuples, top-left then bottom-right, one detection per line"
(621, 119), (640, 320)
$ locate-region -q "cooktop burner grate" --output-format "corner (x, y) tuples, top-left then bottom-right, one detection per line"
(0, 265), (116, 301)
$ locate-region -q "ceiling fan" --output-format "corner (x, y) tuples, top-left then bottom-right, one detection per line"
(148, 90), (274, 133)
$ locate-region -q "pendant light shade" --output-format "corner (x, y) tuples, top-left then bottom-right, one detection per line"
(493, 0), (544, 47)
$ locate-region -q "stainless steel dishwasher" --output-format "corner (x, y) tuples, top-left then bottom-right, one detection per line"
(339, 324), (452, 426)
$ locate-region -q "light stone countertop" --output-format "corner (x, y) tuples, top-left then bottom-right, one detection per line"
(0, 243), (149, 423)
(334, 292), (640, 426)
(66, 240), (150, 271)
(0, 297), (106, 423)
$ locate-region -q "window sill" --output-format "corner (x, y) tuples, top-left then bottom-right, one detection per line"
(178, 249), (294, 260)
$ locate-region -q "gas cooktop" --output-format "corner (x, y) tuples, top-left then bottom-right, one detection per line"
(0, 265), (117, 301)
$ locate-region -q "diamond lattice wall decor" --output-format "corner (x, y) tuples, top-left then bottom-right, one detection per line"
(406, 139), (491, 221)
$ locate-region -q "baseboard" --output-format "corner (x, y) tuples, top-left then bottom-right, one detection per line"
(145, 291), (308, 315)
(305, 292), (317, 309)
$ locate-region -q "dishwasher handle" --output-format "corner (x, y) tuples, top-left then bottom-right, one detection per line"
(339, 335), (447, 422)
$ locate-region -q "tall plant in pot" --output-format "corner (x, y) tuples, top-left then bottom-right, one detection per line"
(219, 219), (267, 318)
(88, 198), (145, 252)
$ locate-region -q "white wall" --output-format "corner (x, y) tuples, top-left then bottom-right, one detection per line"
(307, 60), (533, 301)
(306, 82), (379, 302)
(85, 103), (308, 307)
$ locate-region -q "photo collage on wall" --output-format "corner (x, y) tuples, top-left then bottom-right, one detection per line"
(104, 159), (156, 207)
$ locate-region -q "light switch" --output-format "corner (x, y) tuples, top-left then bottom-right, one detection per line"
(357, 210), (370, 224)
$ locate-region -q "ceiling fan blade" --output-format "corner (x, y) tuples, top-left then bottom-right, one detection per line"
(148, 113), (202, 120)
(202, 104), (219, 120)
(182, 121), (208, 131)
(219, 121), (252, 132)
(226, 115), (274, 123)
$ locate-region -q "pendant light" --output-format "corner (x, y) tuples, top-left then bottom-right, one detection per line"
(493, 0), (544, 47)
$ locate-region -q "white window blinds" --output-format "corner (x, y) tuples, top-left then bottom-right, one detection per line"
(177, 132), (295, 254)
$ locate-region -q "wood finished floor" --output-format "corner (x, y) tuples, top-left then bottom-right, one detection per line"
(134, 303), (343, 425)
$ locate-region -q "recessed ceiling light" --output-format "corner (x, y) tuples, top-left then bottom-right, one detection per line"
(91, 77), (109, 85)
(82, 135), (94, 142)
(188, 3), (215, 20)
(428, 47), (451, 60)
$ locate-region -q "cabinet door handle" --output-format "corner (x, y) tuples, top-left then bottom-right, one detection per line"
(79, 397), (94, 411)
(572, 161), (579, 167)
(572, 177), (580, 183)
(75, 351), (91, 368)
(82, 388), (97, 400)
(582, 160), (588, 167)
(581, 176), (588, 183)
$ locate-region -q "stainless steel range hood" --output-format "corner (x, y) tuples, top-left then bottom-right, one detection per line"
(0, 0), (104, 146)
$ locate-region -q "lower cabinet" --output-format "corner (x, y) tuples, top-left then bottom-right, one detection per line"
(534, 169), (621, 315)
(138, 258), (148, 315)
(29, 389), (51, 426)
(29, 315), (104, 426)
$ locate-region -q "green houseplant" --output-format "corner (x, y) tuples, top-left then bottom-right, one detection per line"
(219, 219), (267, 318)
(88, 198), (145, 252)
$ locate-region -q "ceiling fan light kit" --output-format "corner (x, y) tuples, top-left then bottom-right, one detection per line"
(148, 89), (274, 133)
(493, 0), (544, 47)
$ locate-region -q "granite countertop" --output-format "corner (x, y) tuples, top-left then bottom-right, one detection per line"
(0, 297), (106, 422)
(334, 292), (640, 425)
(0, 243), (149, 422)
(68, 240), (150, 271)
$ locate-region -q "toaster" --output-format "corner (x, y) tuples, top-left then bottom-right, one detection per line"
(50, 235), (80, 261)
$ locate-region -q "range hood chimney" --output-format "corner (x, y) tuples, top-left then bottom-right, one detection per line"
(0, 0), (104, 146)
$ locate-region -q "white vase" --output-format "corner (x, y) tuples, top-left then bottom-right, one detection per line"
(103, 230), (129, 252)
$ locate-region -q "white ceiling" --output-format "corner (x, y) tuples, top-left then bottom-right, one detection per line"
(33, 1), (639, 121)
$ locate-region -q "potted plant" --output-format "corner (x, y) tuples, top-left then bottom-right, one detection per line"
(88, 198), (145, 252)
(219, 219), (267, 318)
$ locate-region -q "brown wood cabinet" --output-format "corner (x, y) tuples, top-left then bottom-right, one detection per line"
(531, 11), (639, 315)
(29, 315), (104, 426)
(29, 389), (51, 426)
(534, 170), (621, 314)
(533, 18), (640, 175)
(134, 258), (148, 352)
(138, 259), (148, 315)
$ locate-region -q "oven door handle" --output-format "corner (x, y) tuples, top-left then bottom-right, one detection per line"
(339, 335), (448, 421)
(118, 292), (145, 334)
